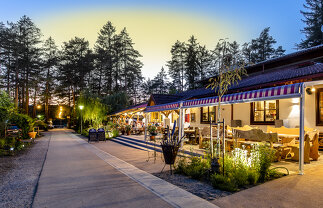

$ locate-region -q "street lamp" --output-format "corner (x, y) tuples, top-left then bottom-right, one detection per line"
(79, 105), (84, 134)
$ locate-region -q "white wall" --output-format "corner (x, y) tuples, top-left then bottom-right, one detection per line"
(153, 88), (323, 132)
(182, 95), (322, 132)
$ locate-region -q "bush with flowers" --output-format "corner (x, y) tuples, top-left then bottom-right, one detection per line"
(211, 144), (278, 191)
(175, 143), (281, 192)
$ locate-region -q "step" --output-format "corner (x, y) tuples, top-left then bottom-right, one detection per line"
(114, 136), (203, 157)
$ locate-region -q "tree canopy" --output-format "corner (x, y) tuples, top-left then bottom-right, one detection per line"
(298, 0), (323, 49)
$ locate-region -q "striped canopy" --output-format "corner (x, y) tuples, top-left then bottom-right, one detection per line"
(183, 83), (302, 108)
(145, 102), (180, 112)
(144, 83), (302, 112)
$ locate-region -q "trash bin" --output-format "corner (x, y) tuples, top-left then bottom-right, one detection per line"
(88, 128), (97, 143)
(97, 128), (106, 142)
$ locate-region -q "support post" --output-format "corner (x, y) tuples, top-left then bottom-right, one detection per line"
(144, 113), (148, 142)
(179, 102), (184, 147)
(299, 84), (305, 175)
(210, 117), (213, 158)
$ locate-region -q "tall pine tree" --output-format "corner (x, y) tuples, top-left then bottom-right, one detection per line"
(298, 0), (323, 49)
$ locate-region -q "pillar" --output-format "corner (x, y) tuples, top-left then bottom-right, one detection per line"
(299, 84), (305, 175)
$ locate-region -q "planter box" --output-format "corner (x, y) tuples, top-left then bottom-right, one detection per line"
(28, 132), (37, 139)
(161, 144), (179, 165)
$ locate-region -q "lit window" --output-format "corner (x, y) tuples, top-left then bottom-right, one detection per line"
(251, 100), (278, 124)
(201, 106), (216, 123)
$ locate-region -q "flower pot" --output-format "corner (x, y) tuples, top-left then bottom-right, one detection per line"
(161, 144), (179, 165)
(127, 131), (131, 135)
(150, 135), (155, 141)
(28, 132), (37, 139)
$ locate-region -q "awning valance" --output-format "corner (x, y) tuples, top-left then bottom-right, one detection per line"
(144, 83), (302, 112)
(112, 103), (147, 115)
(183, 83), (302, 108)
(145, 102), (180, 112)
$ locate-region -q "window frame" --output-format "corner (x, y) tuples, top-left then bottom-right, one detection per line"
(316, 88), (323, 126)
(250, 100), (279, 125)
(200, 106), (216, 124)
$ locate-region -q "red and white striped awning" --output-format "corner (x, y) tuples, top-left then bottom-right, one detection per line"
(183, 83), (302, 108)
(145, 102), (180, 112)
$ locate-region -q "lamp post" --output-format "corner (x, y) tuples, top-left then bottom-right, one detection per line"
(79, 105), (84, 134)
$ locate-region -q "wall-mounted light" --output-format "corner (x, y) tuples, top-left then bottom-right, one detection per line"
(311, 87), (315, 92)
(306, 87), (313, 95)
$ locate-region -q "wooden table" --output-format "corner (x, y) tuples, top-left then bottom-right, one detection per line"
(184, 130), (196, 144)
(277, 134), (299, 139)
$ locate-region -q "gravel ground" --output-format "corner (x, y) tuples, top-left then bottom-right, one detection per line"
(0, 133), (51, 208)
(153, 171), (231, 201)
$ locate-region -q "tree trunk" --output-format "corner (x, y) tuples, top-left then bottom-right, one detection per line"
(14, 67), (19, 109)
(25, 81), (29, 115)
(32, 88), (37, 118)
(98, 65), (102, 96)
(217, 100), (221, 158)
(21, 82), (25, 113)
(72, 86), (76, 114)
(25, 65), (29, 115)
(45, 68), (50, 122)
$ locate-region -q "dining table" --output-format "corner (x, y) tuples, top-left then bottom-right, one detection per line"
(184, 129), (197, 144)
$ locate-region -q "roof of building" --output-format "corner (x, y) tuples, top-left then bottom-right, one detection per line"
(229, 62), (323, 92)
(114, 45), (323, 113)
(111, 102), (147, 115)
(149, 94), (185, 105)
(165, 61), (323, 101)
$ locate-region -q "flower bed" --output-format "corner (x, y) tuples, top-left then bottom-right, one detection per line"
(175, 144), (284, 192)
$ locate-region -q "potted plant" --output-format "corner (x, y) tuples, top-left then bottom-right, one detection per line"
(161, 121), (184, 174)
(148, 125), (157, 140)
(125, 125), (132, 135)
(120, 125), (125, 135)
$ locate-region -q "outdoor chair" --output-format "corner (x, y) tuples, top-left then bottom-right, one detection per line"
(232, 128), (278, 148)
(198, 126), (222, 149)
(291, 134), (311, 163)
(309, 132), (320, 161)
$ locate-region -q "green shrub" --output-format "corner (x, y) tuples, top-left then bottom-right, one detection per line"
(210, 174), (237, 192)
(111, 129), (119, 138)
(220, 155), (249, 187)
(175, 156), (210, 180)
(9, 113), (33, 139)
(5, 137), (16, 148)
(15, 139), (24, 151)
(82, 128), (90, 137)
(247, 170), (259, 185)
(185, 157), (210, 180)
(257, 145), (276, 182)
(267, 168), (282, 179)
(0, 138), (5, 148)
(34, 120), (48, 131)
(175, 144), (280, 192)
(175, 157), (187, 174)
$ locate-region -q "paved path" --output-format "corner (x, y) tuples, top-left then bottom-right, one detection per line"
(213, 165), (323, 208)
(33, 129), (218, 208)
(94, 134), (323, 208)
